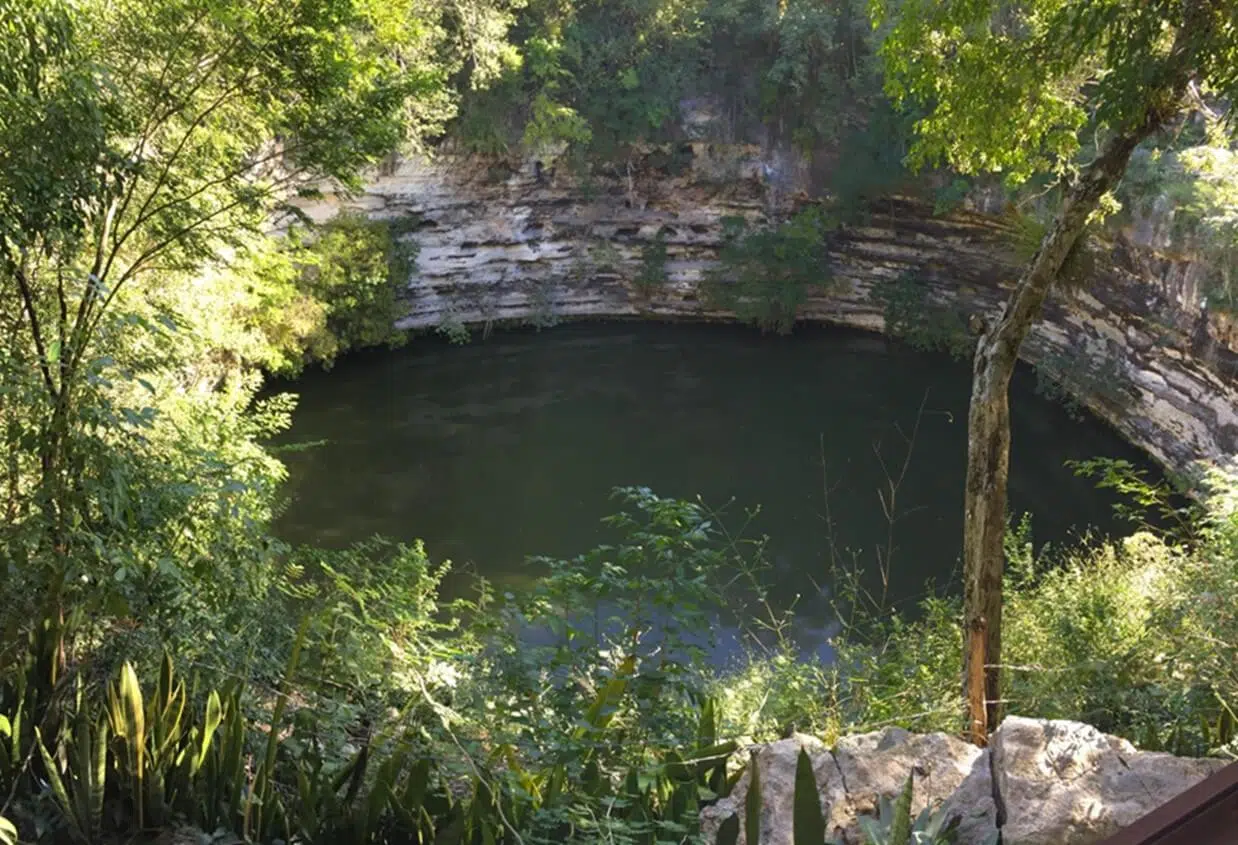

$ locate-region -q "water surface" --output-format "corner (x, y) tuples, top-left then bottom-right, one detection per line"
(273, 322), (1150, 660)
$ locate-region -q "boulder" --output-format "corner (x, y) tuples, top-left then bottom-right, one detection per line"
(700, 733), (846, 845)
(831, 727), (997, 844)
(700, 728), (997, 845)
(993, 716), (1230, 845)
(700, 718), (1230, 845)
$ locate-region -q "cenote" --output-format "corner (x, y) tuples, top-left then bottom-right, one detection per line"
(272, 321), (1153, 662)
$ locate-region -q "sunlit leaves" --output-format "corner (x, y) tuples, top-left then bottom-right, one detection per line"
(873, 0), (1238, 185)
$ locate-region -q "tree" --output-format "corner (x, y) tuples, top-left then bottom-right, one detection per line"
(0, 0), (454, 658)
(873, 0), (1238, 739)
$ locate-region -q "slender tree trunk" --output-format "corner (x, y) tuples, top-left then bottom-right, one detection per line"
(963, 106), (1191, 732)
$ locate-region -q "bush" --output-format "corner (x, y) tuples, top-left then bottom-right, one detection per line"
(705, 208), (839, 334)
(186, 213), (415, 378)
(833, 470), (1238, 757)
(869, 273), (973, 359)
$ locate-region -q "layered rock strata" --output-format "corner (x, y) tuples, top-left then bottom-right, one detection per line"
(297, 147), (1238, 476)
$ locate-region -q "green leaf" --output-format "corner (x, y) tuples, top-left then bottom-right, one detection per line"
(793, 748), (825, 845)
(745, 751), (761, 845)
(192, 690), (223, 775)
(889, 771), (914, 844)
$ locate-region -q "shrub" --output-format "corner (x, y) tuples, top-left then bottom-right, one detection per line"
(869, 273), (973, 360)
(634, 232), (670, 298)
(833, 470), (1238, 757)
(705, 208), (839, 334)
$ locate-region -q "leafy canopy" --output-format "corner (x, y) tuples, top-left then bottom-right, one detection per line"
(874, 0), (1238, 184)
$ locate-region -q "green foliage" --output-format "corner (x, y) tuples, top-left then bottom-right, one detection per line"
(5, 617), (741, 845)
(1118, 128), (1238, 310)
(453, 0), (877, 156)
(1069, 457), (1203, 544)
(0, 0), (450, 680)
(869, 274), (973, 359)
(699, 0), (874, 151)
(715, 648), (839, 742)
(792, 748), (825, 845)
(706, 208), (838, 334)
(1007, 210), (1101, 292)
(195, 213), (415, 376)
(873, 1), (1238, 186)
(436, 311), (473, 345)
(281, 213), (415, 369)
(524, 278), (561, 329)
(634, 232), (670, 298)
(853, 770), (963, 845)
(834, 471), (1238, 759)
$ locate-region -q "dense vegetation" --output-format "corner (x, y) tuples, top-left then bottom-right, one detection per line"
(2, 0), (1237, 843)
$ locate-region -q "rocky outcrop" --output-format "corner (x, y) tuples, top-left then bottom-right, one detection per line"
(994, 717), (1231, 845)
(698, 717), (1230, 845)
(294, 146), (1238, 476)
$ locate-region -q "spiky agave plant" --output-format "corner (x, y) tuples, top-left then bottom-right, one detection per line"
(855, 770), (963, 845)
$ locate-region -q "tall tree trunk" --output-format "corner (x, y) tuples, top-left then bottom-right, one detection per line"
(963, 109), (1189, 733)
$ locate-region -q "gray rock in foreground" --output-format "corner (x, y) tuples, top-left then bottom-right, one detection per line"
(700, 717), (1228, 845)
(995, 716), (1229, 845)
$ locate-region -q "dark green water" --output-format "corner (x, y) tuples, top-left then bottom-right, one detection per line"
(272, 321), (1150, 661)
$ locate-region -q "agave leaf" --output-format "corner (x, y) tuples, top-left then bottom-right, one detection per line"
(296, 766), (320, 838)
(110, 662), (147, 828)
(71, 709), (94, 840)
(329, 745), (366, 795)
(90, 715), (108, 838)
(665, 749), (693, 784)
(543, 763), (566, 806)
(858, 815), (887, 845)
(745, 751), (761, 845)
(1217, 695), (1236, 746)
(362, 747), (403, 840)
(401, 757), (432, 811)
(889, 771), (915, 845)
(792, 748), (825, 845)
(697, 697), (717, 751)
(256, 616), (309, 835)
(36, 727), (83, 841)
(580, 655), (636, 734)
(695, 740), (739, 765)
(191, 689), (223, 776)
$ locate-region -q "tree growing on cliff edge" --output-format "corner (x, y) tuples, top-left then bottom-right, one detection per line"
(871, 0), (1238, 740)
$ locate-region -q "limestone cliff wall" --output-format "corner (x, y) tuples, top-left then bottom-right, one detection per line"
(296, 146), (1238, 476)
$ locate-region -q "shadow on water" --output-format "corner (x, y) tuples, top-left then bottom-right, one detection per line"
(268, 321), (1159, 665)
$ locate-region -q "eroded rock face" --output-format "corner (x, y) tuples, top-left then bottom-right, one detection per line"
(993, 716), (1230, 845)
(698, 719), (1228, 845)
(294, 148), (1238, 477)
